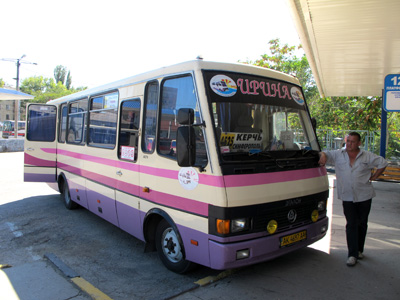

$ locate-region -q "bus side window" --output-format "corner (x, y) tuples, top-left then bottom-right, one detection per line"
(158, 75), (208, 167)
(67, 99), (87, 145)
(118, 99), (141, 162)
(142, 81), (159, 153)
(88, 92), (118, 149)
(58, 104), (68, 143)
(26, 105), (57, 141)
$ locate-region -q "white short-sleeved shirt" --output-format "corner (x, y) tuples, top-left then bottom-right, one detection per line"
(324, 149), (388, 202)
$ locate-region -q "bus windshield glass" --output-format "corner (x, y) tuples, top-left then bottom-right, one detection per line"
(204, 71), (319, 162)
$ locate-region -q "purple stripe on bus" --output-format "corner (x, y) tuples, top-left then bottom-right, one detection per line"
(177, 224), (211, 267)
(67, 180), (89, 209)
(208, 217), (329, 270)
(24, 173), (56, 182)
(24, 153), (56, 167)
(86, 188), (119, 227)
(116, 201), (145, 241)
(223, 167), (327, 187)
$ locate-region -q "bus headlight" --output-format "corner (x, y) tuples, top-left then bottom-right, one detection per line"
(317, 201), (325, 211)
(231, 218), (249, 233)
(216, 218), (250, 234)
(311, 210), (319, 222)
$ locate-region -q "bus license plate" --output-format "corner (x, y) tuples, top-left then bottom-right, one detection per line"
(280, 230), (307, 247)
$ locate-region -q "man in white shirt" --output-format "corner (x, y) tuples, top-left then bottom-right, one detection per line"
(318, 132), (387, 266)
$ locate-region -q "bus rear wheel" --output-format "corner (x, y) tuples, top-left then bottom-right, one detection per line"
(62, 180), (78, 210)
(155, 219), (193, 273)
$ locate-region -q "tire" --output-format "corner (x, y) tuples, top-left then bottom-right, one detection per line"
(155, 219), (193, 273)
(62, 180), (78, 210)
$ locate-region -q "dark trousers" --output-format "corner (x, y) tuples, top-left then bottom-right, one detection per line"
(342, 199), (372, 258)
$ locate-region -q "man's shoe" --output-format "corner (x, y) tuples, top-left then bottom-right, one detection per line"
(346, 256), (357, 266)
(358, 252), (364, 259)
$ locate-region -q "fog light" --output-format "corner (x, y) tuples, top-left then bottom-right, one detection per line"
(311, 210), (319, 222)
(267, 220), (278, 234)
(321, 225), (328, 234)
(236, 249), (250, 260)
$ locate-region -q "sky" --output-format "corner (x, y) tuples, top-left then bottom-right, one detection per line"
(0, 0), (302, 90)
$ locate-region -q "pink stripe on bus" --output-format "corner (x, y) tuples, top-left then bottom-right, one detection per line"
(44, 148), (223, 187)
(57, 162), (208, 216)
(223, 167), (327, 187)
(135, 165), (225, 187)
(44, 148), (324, 189)
(146, 189), (209, 216)
(24, 153), (56, 167)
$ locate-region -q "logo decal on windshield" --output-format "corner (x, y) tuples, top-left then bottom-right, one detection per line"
(210, 75), (237, 97)
(291, 87), (305, 105)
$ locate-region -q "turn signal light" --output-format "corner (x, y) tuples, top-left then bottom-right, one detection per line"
(216, 219), (230, 234)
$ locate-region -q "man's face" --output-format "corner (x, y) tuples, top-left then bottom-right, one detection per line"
(346, 135), (361, 151)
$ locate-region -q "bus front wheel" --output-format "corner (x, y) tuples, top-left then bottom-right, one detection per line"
(155, 219), (193, 273)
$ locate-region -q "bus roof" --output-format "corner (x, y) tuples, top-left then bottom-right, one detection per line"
(47, 60), (301, 104)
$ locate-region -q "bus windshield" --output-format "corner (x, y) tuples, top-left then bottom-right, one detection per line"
(204, 71), (319, 163)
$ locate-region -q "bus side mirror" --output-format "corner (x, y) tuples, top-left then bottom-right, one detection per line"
(176, 108), (196, 167)
(177, 108), (194, 125)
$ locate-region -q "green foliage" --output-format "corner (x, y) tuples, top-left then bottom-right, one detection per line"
(54, 65), (67, 84)
(308, 96), (383, 132)
(0, 78), (4, 87)
(20, 75), (87, 103)
(242, 39), (400, 159)
(242, 39), (399, 132)
(242, 38), (318, 101)
(66, 71), (72, 90)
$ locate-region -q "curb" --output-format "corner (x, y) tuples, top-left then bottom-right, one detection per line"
(45, 253), (113, 300)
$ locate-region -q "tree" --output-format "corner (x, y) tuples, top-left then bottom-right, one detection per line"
(242, 38), (319, 101)
(0, 78), (4, 87)
(242, 39), (391, 131)
(54, 65), (67, 84)
(242, 39), (399, 158)
(20, 75), (87, 103)
(66, 71), (72, 90)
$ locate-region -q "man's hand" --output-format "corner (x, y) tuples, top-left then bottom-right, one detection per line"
(370, 167), (386, 181)
(318, 152), (327, 166)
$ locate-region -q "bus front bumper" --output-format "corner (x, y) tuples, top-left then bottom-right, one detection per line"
(208, 217), (329, 270)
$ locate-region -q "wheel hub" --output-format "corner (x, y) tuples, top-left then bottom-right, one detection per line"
(162, 228), (183, 263)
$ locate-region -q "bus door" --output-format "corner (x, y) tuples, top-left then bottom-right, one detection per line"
(85, 93), (119, 225)
(24, 104), (57, 183)
(115, 99), (142, 238)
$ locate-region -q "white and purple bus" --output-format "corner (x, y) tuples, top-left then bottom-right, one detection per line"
(24, 60), (329, 273)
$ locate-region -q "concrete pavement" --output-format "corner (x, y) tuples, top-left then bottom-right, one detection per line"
(173, 175), (400, 300)
(1, 260), (89, 300)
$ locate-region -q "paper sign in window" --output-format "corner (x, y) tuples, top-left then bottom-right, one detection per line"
(121, 146), (135, 161)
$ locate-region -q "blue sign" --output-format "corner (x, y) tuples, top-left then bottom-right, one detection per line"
(384, 74), (400, 112)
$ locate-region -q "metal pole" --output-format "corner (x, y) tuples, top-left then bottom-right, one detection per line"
(13, 58), (21, 138)
(380, 89), (387, 158)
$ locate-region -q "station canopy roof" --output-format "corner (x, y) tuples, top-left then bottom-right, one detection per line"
(287, 0), (400, 97)
(0, 88), (34, 100)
